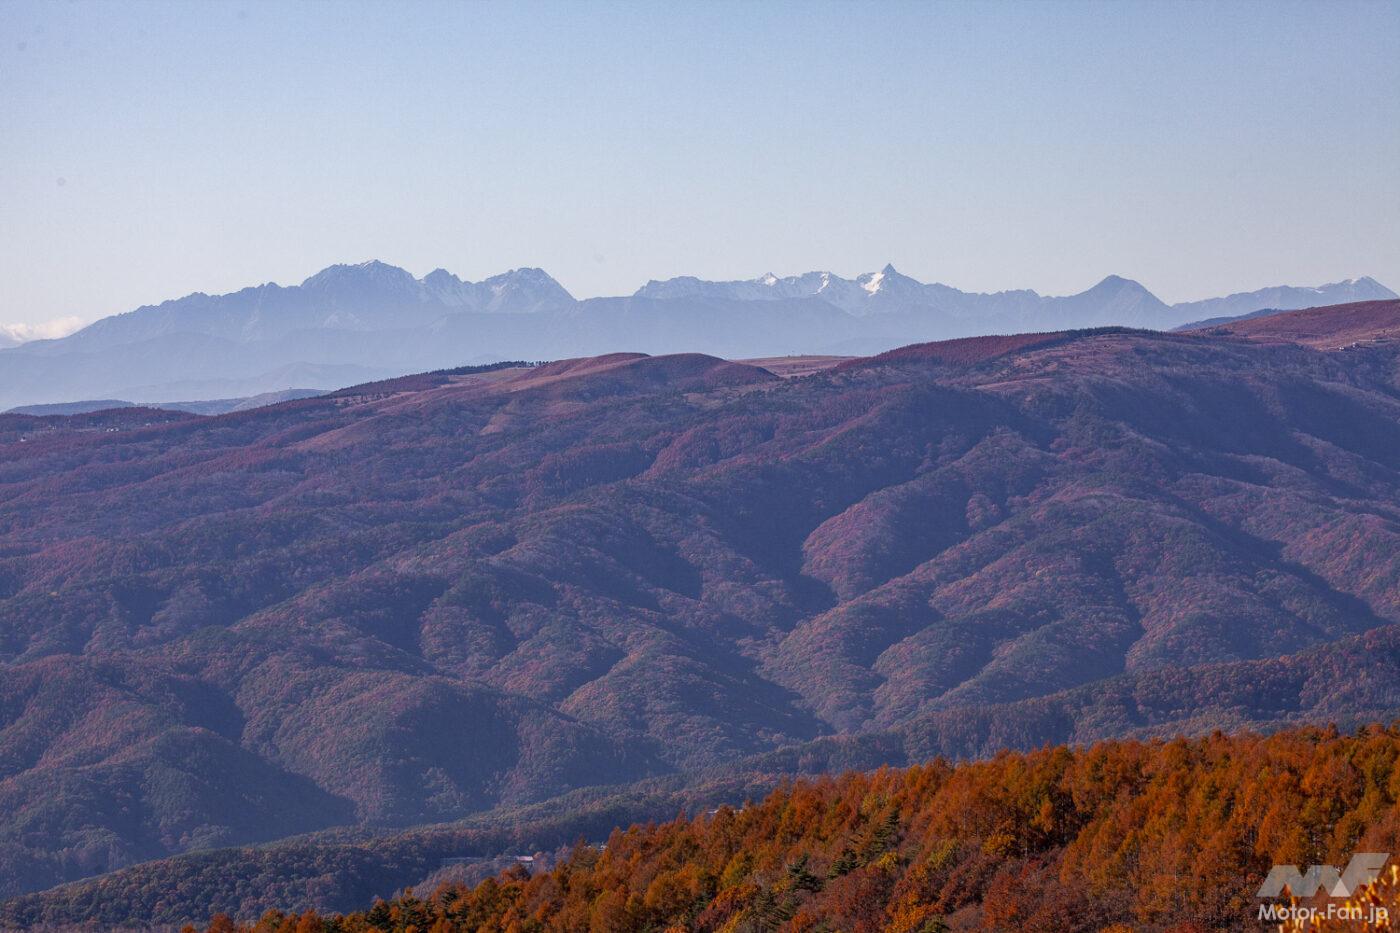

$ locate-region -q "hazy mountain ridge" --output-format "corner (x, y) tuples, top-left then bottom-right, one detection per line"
(636, 267), (1394, 325)
(6, 388), (325, 417)
(1170, 276), (1394, 324)
(635, 266), (1173, 326)
(38, 261), (574, 352)
(0, 261), (1391, 409)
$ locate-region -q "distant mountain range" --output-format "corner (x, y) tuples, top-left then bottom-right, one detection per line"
(637, 268), (1394, 321)
(0, 261), (1391, 408)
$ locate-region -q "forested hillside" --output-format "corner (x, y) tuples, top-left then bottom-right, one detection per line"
(174, 725), (1400, 932)
(3, 303), (1400, 912)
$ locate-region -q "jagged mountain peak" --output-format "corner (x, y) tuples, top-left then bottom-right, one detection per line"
(1073, 275), (1167, 307)
(478, 267), (575, 312)
(1048, 275), (1169, 326)
(856, 264), (925, 300)
(488, 266), (567, 286)
(857, 269), (886, 295)
(299, 259), (420, 294)
(1316, 275), (1395, 296)
(1089, 274), (1149, 292)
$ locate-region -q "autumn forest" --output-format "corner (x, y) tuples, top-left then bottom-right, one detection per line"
(181, 726), (1400, 932)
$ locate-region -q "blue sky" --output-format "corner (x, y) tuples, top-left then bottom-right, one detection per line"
(2, 0), (1397, 334)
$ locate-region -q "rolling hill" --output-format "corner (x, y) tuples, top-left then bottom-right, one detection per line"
(1189, 297), (1400, 348)
(2, 302), (1400, 919)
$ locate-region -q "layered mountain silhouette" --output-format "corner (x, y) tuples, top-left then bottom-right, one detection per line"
(2, 300), (1400, 908)
(0, 261), (1391, 409)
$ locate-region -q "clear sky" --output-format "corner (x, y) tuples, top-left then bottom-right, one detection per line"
(2, 0), (1398, 335)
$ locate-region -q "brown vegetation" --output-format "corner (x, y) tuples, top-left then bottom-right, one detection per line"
(185, 725), (1400, 932)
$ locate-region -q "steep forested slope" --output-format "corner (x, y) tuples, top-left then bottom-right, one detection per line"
(3, 310), (1400, 903)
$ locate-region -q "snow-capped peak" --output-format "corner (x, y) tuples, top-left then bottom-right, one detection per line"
(760, 273), (779, 286)
(857, 264), (903, 296)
